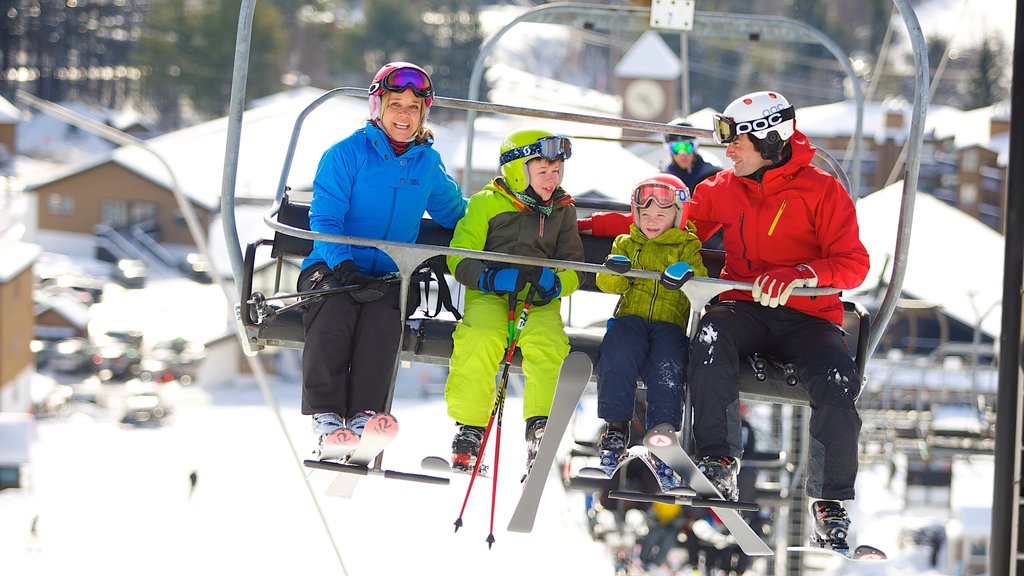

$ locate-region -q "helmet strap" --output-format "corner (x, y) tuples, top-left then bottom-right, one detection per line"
(750, 132), (789, 163)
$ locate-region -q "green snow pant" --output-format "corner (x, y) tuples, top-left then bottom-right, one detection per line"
(445, 290), (570, 427)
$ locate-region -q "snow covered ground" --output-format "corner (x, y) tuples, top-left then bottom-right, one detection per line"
(0, 377), (614, 576)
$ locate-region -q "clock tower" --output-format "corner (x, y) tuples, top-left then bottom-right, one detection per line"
(615, 30), (680, 133)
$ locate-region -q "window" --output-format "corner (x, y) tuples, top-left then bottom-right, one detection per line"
(102, 200), (157, 228)
(47, 193), (75, 216)
(101, 200), (129, 227)
(959, 182), (978, 208)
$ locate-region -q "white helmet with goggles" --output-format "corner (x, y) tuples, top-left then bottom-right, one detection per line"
(713, 91), (795, 160)
(368, 62), (434, 122)
(631, 173), (692, 228)
(498, 129), (572, 193)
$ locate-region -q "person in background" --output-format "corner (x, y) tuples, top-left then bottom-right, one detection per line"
(300, 62), (466, 458)
(444, 128), (585, 475)
(687, 90), (869, 551)
(663, 118), (723, 249)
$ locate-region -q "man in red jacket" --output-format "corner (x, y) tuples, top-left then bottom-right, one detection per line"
(690, 91), (869, 551)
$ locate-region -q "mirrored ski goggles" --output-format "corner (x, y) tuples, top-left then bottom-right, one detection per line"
(633, 181), (691, 209)
(370, 66), (433, 99)
(499, 135), (572, 166)
(713, 106), (795, 144)
(669, 140), (696, 155)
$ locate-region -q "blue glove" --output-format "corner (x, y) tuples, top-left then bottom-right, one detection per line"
(659, 262), (694, 290)
(531, 267), (561, 305)
(478, 267), (525, 295)
(603, 254), (631, 274)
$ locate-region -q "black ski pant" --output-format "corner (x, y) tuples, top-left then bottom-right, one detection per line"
(596, 315), (689, 431)
(688, 301), (862, 500)
(298, 263), (416, 418)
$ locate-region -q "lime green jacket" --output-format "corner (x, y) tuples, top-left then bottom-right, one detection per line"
(448, 178), (585, 300)
(596, 224), (708, 329)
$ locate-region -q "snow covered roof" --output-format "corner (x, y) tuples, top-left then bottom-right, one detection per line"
(0, 239), (41, 282)
(0, 95), (19, 123)
(614, 30), (680, 80)
(794, 98), (1009, 164)
(852, 182), (1003, 338)
(34, 289), (91, 329)
(103, 89), (368, 211)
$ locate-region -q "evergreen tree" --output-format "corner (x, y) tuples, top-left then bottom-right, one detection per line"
(135, 0), (285, 129)
(966, 35), (1007, 109)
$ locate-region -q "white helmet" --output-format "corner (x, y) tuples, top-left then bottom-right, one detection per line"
(713, 91), (795, 160)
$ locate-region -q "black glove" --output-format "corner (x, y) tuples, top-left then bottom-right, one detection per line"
(603, 254), (631, 274)
(523, 266), (561, 306)
(332, 260), (385, 302)
(659, 262), (695, 290)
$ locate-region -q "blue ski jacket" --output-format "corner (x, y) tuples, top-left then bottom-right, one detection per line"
(302, 121), (467, 275)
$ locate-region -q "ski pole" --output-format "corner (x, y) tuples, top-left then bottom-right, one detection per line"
(454, 285), (536, 546)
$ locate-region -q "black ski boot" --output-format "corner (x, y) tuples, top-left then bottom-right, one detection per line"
(697, 455), (740, 502)
(809, 499), (851, 549)
(597, 421), (629, 475)
(451, 423), (486, 474)
(524, 416), (547, 476)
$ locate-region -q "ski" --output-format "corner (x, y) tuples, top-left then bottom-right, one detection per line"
(323, 413), (398, 497)
(576, 445), (648, 480)
(302, 413), (449, 497)
(506, 351), (592, 533)
(314, 428), (360, 461)
(420, 455), (490, 478)
(643, 424), (773, 556)
(788, 544), (888, 561)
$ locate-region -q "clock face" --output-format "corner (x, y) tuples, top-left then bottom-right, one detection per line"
(623, 79), (666, 121)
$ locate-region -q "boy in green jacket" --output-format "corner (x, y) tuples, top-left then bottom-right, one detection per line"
(594, 173), (707, 490)
(445, 129), (585, 474)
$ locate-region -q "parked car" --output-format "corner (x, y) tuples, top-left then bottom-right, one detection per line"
(120, 393), (170, 427)
(90, 336), (142, 381)
(115, 259), (148, 289)
(179, 252), (214, 284)
(48, 338), (94, 373)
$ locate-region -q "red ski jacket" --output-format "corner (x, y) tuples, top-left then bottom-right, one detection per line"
(689, 129), (869, 324)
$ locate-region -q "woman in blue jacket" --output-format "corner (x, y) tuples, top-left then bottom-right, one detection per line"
(299, 62), (466, 457)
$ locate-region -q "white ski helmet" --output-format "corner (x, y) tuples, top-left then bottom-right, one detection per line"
(713, 91), (795, 159)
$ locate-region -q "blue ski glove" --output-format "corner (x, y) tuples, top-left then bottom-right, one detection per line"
(530, 267), (562, 306)
(603, 254), (631, 274)
(659, 262), (695, 290)
(478, 267), (526, 295)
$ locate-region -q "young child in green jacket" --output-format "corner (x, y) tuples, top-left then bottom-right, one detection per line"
(594, 173), (707, 490)
(445, 129), (585, 474)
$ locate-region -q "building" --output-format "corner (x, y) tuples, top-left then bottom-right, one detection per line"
(0, 239), (41, 412)
(797, 97), (1010, 232)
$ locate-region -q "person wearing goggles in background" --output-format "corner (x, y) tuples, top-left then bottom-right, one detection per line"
(300, 61), (467, 460)
(444, 128), (585, 477)
(577, 118), (724, 249)
(591, 173), (708, 492)
(686, 91), (869, 554)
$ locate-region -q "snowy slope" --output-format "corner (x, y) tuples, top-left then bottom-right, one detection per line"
(0, 377), (614, 575)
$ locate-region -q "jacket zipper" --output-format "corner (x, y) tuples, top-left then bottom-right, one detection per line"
(739, 212), (751, 271)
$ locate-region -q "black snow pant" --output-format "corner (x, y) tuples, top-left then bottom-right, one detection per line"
(595, 315), (689, 431)
(687, 301), (862, 500)
(298, 263), (417, 418)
